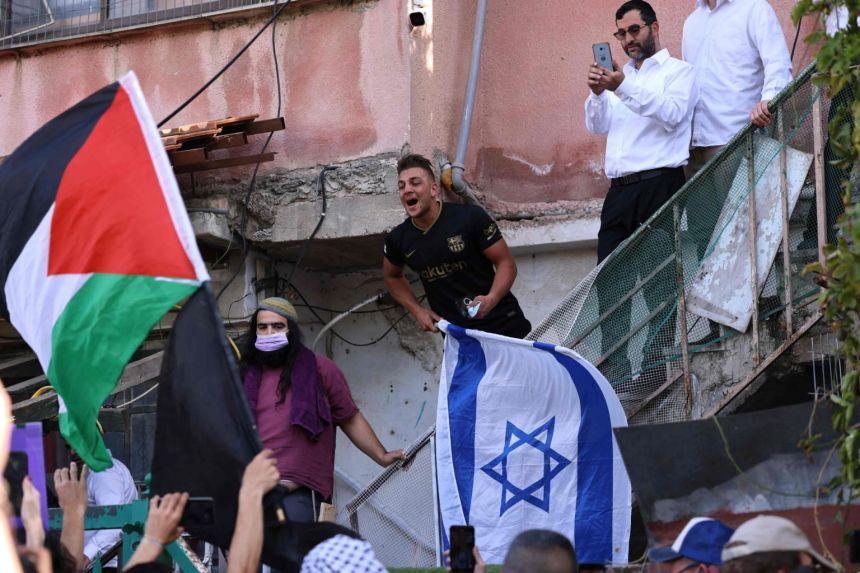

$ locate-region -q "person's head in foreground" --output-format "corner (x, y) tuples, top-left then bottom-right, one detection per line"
(649, 517), (735, 573)
(720, 515), (837, 573)
(503, 529), (578, 573)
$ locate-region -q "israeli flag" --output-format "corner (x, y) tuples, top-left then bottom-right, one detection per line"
(436, 321), (631, 565)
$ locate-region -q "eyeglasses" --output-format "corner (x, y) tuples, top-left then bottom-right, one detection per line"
(613, 23), (650, 40)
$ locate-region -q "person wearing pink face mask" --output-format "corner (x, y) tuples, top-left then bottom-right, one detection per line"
(240, 297), (405, 523)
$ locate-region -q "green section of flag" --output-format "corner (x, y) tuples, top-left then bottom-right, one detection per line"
(48, 273), (197, 471)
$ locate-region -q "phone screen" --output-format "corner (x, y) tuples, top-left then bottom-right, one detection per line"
(592, 42), (613, 70)
(449, 525), (475, 572)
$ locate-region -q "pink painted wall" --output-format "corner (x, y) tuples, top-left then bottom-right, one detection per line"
(0, 0), (410, 172)
(0, 0), (823, 209)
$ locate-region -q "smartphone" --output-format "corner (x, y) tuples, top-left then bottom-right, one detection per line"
(449, 525), (476, 573)
(180, 496), (215, 528)
(4, 452), (28, 517)
(592, 42), (613, 70)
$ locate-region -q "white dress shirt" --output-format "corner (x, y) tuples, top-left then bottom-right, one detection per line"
(683, 0), (792, 147)
(826, 7), (857, 35)
(584, 48), (697, 179)
(83, 453), (138, 567)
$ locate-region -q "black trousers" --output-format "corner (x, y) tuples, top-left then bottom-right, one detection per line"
(596, 168), (686, 382)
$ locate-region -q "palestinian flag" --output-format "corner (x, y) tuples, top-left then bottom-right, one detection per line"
(0, 72), (208, 471)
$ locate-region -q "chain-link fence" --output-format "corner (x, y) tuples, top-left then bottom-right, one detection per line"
(336, 426), (439, 568)
(529, 62), (854, 424)
(0, 0), (276, 49)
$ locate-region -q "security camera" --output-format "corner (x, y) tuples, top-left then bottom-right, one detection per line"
(409, 0), (426, 27)
(409, 10), (426, 27)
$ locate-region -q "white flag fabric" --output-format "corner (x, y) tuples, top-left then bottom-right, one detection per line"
(435, 321), (631, 565)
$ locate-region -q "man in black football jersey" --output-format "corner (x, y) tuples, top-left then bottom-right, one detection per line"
(382, 154), (531, 338)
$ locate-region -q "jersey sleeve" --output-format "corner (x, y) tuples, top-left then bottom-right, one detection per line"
(470, 206), (503, 250)
(383, 229), (406, 266)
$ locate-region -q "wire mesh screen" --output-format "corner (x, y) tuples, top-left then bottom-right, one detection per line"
(0, 0), (274, 49)
(336, 427), (438, 568)
(529, 62), (854, 425)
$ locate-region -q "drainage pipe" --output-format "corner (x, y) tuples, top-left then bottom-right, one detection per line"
(442, 0), (489, 207)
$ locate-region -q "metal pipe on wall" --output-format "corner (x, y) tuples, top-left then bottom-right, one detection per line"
(443, 0), (488, 208)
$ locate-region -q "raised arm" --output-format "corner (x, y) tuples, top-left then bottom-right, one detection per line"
(226, 450), (280, 573)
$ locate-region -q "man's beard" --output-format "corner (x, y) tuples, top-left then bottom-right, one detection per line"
(246, 344), (292, 369)
(625, 30), (656, 61)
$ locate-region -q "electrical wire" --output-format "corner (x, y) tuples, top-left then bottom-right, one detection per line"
(279, 277), (425, 347)
(214, 0), (285, 303)
(157, 0), (294, 128)
(790, 15), (803, 61)
(286, 165), (335, 285)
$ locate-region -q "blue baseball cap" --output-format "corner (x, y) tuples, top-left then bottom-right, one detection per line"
(648, 517), (735, 565)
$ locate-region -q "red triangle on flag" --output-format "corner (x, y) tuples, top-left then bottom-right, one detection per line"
(48, 86), (196, 280)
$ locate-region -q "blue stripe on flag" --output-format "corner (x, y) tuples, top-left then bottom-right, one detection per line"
(534, 341), (613, 563)
(447, 324), (487, 523)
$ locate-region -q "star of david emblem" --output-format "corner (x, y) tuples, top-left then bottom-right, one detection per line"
(480, 417), (571, 517)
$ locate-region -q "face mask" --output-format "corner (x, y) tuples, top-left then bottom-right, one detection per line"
(255, 331), (289, 352)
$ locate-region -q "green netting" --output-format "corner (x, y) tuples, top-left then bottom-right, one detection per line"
(528, 63), (855, 425)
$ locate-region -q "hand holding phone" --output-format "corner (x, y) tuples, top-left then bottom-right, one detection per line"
(449, 525), (476, 573)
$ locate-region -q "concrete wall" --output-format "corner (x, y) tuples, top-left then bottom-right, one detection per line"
(269, 243), (595, 499)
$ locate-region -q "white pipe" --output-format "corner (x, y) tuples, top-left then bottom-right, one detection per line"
(311, 292), (384, 351)
(449, 0), (489, 203)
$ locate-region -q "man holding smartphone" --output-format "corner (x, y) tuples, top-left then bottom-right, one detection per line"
(584, 0), (697, 381)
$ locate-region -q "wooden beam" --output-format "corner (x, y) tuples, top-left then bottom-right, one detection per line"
(205, 133), (248, 151)
(169, 148), (207, 167)
(244, 118), (285, 136)
(0, 355), (41, 379)
(12, 352), (163, 422)
(173, 153), (275, 174)
(7, 375), (48, 399)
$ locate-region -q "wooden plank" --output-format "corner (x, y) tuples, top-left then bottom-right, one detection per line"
(11, 352), (163, 422)
(172, 129), (222, 144)
(169, 148), (207, 167)
(163, 143), (182, 152)
(215, 115), (259, 133)
(0, 355), (41, 379)
(7, 374), (48, 399)
(173, 152), (275, 174)
(159, 121), (220, 137)
(205, 133), (248, 151)
(244, 118), (285, 136)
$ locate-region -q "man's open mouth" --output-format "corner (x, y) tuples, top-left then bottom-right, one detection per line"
(406, 198), (419, 207)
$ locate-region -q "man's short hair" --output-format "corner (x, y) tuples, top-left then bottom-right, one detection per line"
(397, 153), (436, 181)
(720, 550), (801, 573)
(503, 529), (578, 573)
(615, 0), (657, 24)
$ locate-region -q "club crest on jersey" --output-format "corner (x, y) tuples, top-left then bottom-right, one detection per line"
(447, 235), (465, 253)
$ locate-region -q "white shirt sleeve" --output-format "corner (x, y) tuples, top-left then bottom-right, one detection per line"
(82, 473), (132, 561)
(614, 64), (698, 132)
(584, 91), (612, 134)
(751, 1), (792, 101)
